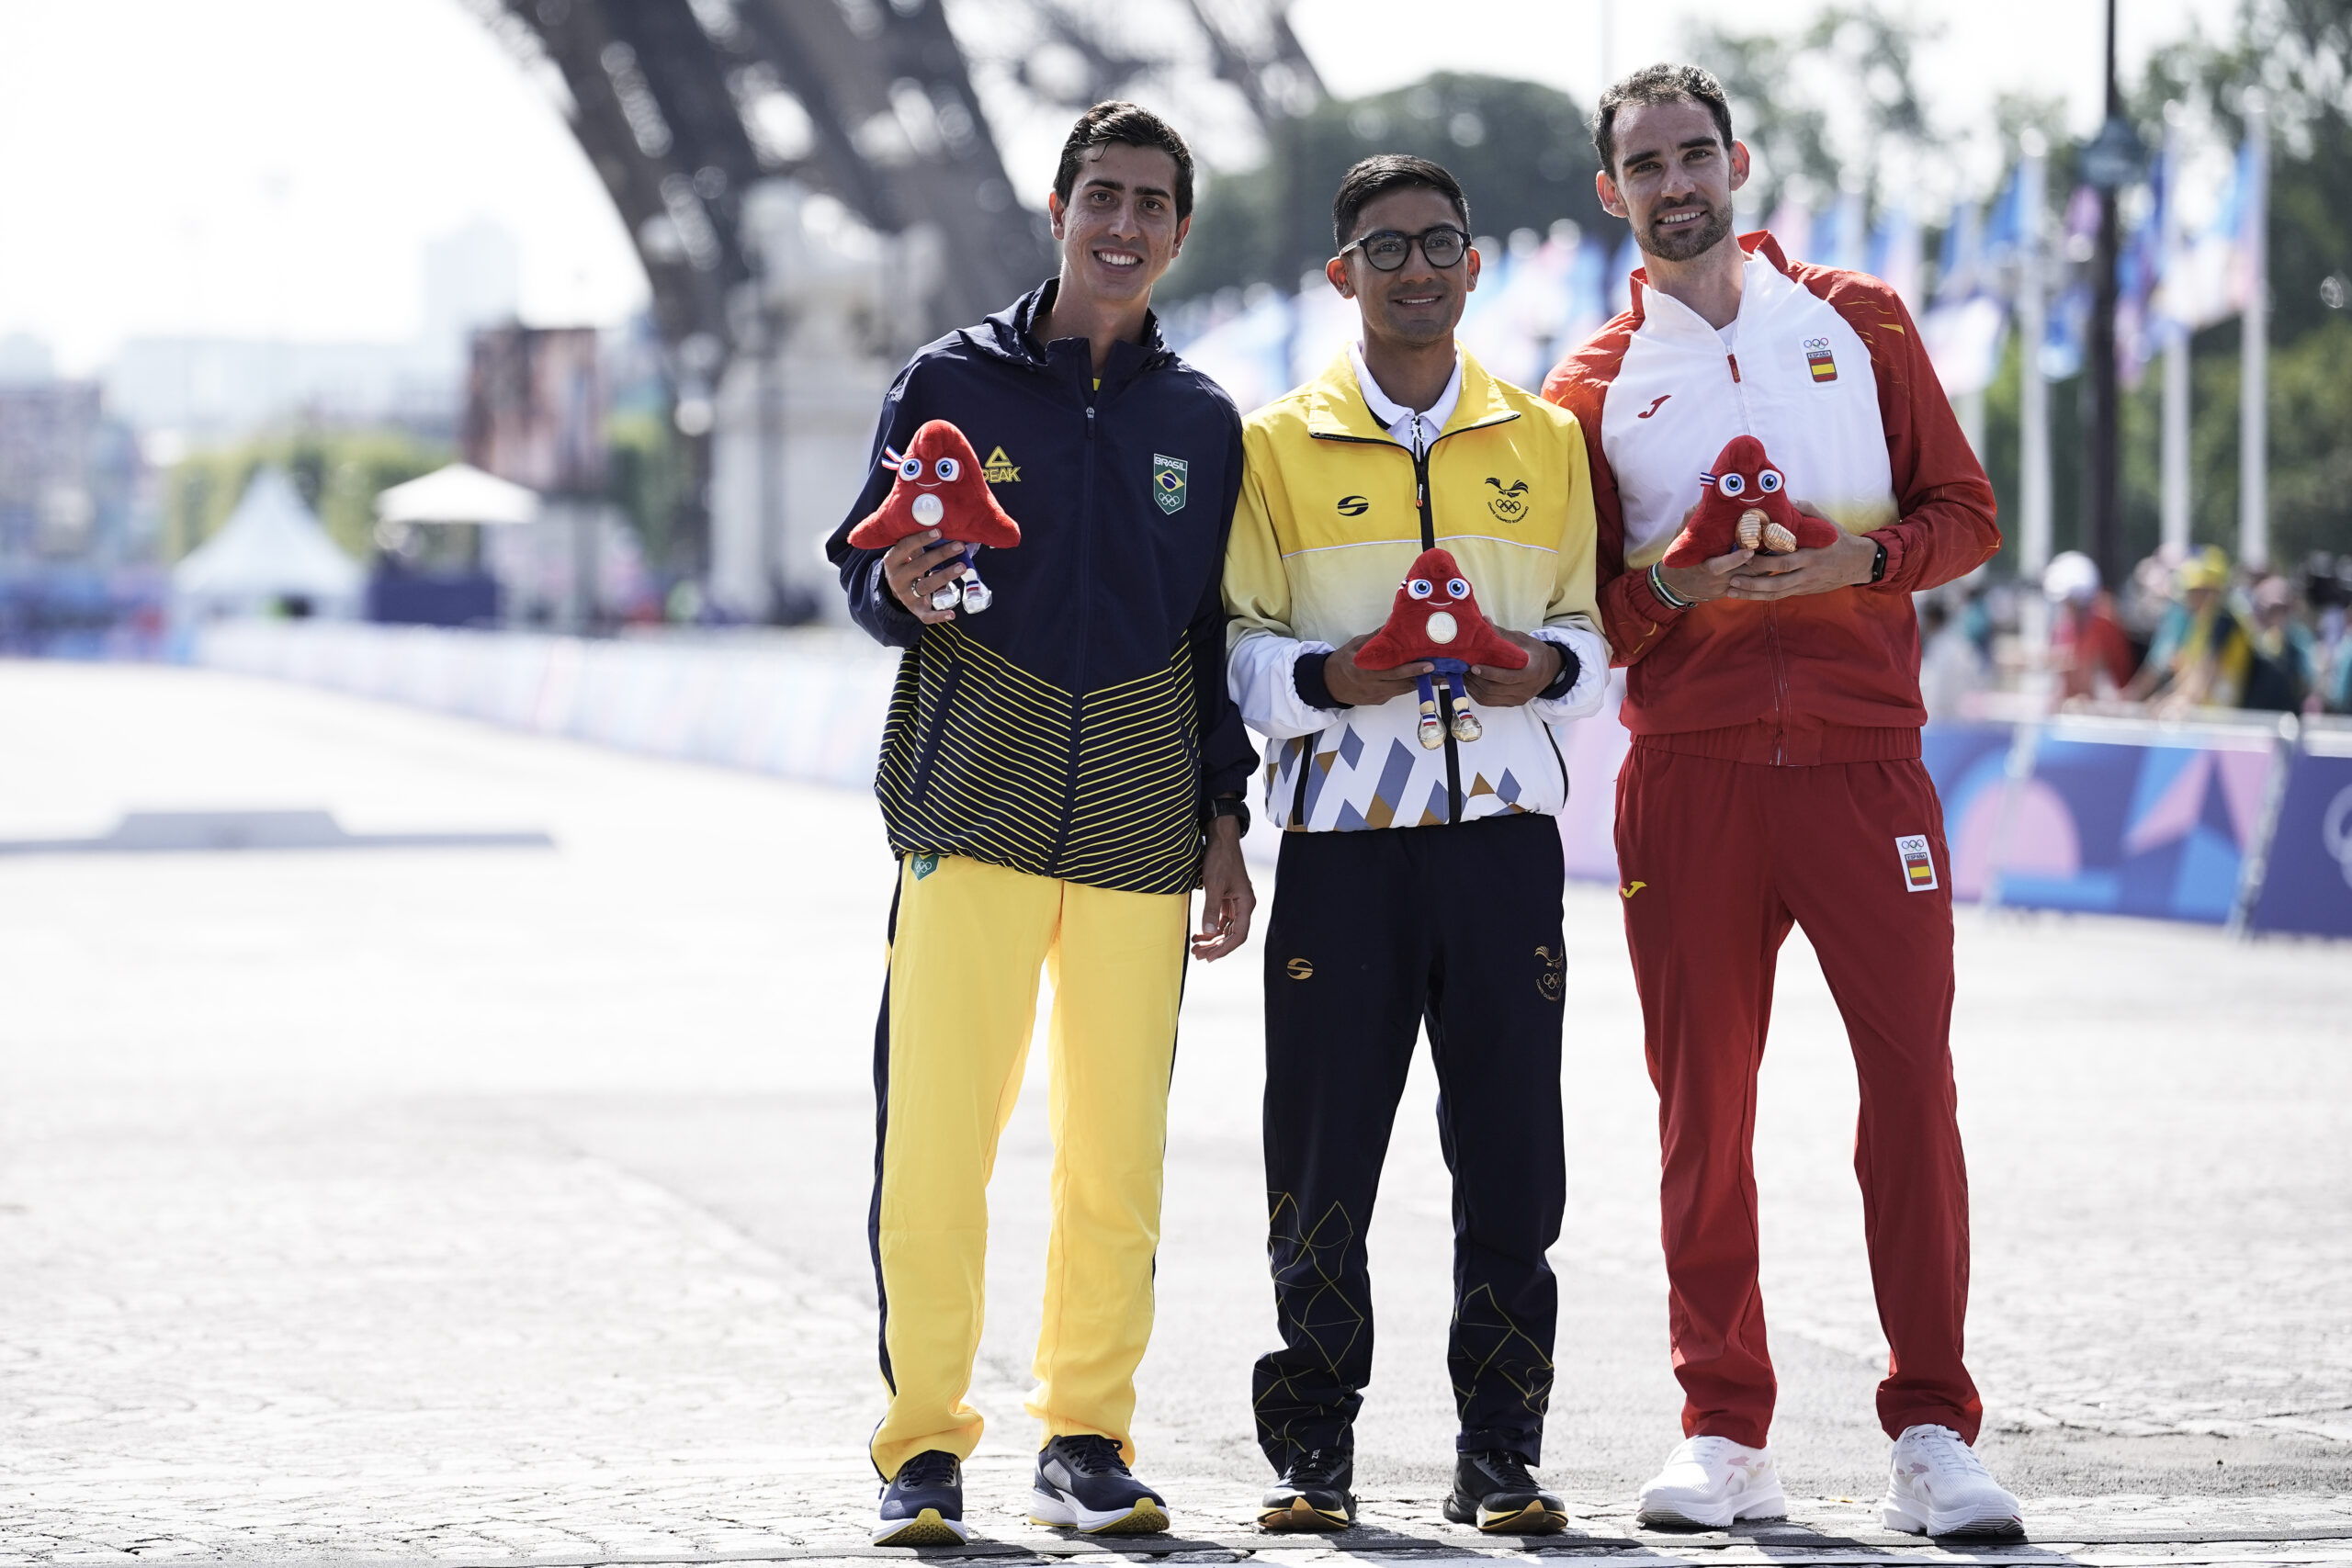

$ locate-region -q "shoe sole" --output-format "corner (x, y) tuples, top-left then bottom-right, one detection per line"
(872, 1508), (969, 1547)
(1883, 1500), (2024, 1539)
(1258, 1496), (1352, 1532)
(1637, 1484), (1788, 1532)
(1442, 1496), (1569, 1534)
(1029, 1489), (1170, 1535)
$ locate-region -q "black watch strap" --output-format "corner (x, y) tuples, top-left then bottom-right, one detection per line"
(1869, 538), (1889, 584)
(1207, 795), (1251, 839)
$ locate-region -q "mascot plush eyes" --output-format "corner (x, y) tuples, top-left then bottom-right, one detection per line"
(848, 420), (1020, 613)
(1355, 547), (1529, 750)
(1660, 434), (1840, 569)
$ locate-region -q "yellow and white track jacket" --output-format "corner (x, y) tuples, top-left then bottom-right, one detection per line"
(1223, 348), (1607, 832)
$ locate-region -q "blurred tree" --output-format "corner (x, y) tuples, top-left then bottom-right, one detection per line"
(1690, 5), (1941, 215)
(605, 409), (685, 569)
(1968, 0), (2352, 576)
(1161, 73), (1618, 299)
(162, 430), (449, 563)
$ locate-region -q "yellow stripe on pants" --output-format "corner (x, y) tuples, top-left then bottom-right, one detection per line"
(871, 852), (1187, 1480)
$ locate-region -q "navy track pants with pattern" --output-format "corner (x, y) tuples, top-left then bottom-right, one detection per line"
(1250, 809), (1567, 1471)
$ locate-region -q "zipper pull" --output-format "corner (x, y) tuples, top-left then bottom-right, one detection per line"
(1085, 404), (1096, 439)
(1727, 353), (1742, 384)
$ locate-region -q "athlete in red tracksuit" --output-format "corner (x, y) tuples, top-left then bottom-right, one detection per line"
(1544, 67), (2024, 1538)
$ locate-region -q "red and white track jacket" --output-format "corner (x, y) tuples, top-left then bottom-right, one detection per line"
(1543, 234), (1999, 766)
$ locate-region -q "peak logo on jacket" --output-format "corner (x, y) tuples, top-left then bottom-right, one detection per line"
(981, 445), (1021, 483)
(1485, 477), (1529, 523)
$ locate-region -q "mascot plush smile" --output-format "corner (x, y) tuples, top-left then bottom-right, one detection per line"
(1661, 434), (1839, 568)
(1356, 547), (1527, 750)
(848, 420), (1021, 612)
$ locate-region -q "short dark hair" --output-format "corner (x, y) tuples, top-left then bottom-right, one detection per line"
(1053, 101), (1194, 220)
(1592, 63), (1735, 176)
(1331, 154), (1471, 252)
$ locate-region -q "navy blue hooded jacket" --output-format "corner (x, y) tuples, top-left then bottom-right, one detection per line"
(826, 279), (1257, 897)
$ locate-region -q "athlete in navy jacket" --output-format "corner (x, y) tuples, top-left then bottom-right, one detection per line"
(825, 102), (1256, 1549)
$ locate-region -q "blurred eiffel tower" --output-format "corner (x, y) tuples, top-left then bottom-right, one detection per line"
(467, 0), (1322, 571)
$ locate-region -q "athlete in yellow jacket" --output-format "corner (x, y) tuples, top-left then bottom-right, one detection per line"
(1221, 156), (1605, 1536)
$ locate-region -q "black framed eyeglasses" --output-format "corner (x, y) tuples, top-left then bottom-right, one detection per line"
(1340, 224), (1471, 271)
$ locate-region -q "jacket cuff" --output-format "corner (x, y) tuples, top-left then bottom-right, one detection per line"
(1293, 649), (1343, 711)
(1634, 564), (1691, 623)
(1867, 527), (1908, 591)
(1537, 645), (1580, 701)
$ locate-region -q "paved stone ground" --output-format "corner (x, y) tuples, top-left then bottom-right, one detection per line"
(0, 663), (2346, 1567)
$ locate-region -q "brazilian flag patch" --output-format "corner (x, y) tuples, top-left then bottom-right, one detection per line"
(1151, 453), (1188, 515)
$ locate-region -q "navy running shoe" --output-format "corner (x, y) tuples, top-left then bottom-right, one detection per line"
(1029, 1434), (1170, 1535)
(1260, 1446), (1355, 1530)
(873, 1450), (967, 1546)
(1443, 1450), (1567, 1534)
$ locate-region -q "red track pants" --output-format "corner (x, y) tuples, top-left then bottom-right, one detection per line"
(1614, 746), (1983, 1448)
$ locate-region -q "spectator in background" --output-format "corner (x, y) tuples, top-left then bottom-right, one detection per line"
(1917, 597), (1985, 720)
(2300, 554), (2351, 713)
(2244, 576), (2317, 713)
(2125, 547), (2255, 712)
(2042, 551), (2134, 705)
(2119, 549), (2184, 671)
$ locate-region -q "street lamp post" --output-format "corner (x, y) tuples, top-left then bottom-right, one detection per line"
(2079, 0), (2144, 592)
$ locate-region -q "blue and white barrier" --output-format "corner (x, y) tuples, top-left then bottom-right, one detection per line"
(196, 621), (897, 793)
(198, 623), (2352, 939)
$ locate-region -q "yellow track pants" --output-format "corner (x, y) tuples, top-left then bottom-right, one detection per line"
(868, 852), (1188, 1480)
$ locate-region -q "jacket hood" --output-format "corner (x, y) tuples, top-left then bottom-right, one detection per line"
(965, 277), (1177, 374)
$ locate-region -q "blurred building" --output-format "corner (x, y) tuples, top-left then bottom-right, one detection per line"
(103, 219), (525, 444)
(707, 182), (940, 625)
(461, 323), (648, 626)
(0, 371), (145, 565)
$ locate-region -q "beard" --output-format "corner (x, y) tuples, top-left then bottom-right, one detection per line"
(1641, 200), (1734, 263)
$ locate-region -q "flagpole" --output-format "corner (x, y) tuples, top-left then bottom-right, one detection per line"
(2018, 133), (2052, 584)
(2160, 107), (2191, 558)
(2239, 94), (2269, 571)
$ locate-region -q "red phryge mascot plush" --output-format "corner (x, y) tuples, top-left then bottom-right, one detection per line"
(1661, 434), (1840, 567)
(847, 419), (1021, 613)
(1356, 547), (1528, 750)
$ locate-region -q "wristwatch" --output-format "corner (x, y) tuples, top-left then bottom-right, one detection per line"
(1869, 538), (1889, 584)
(1206, 795), (1251, 838)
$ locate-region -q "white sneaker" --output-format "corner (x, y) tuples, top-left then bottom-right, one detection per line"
(1634, 1435), (1786, 1529)
(1881, 1424), (2023, 1538)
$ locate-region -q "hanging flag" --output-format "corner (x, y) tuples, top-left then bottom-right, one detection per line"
(2116, 149), (2168, 388)
(1565, 231), (1609, 344)
(1767, 197), (1813, 263)
(1820, 189), (1868, 271)
(1936, 195), (1984, 303)
(1866, 202), (1923, 309)
(1611, 227), (1643, 317)
(2042, 282), (2091, 380)
(1981, 164), (2029, 268)
(2161, 134), (2257, 330)
(1921, 178), (2006, 396)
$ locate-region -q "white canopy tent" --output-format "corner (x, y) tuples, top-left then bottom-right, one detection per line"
(373, 463), (540, 527)
(174, 468), (363, 619)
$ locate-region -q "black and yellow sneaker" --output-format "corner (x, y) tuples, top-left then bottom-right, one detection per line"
(1442, 1450), (1568, 1534)
(1029, 1435), (1170, 1535)
(1260, 1447), (1355, 1531)
(873, 1450), (968, 1546)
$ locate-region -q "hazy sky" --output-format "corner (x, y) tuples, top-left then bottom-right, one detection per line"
(0, 0), (2236, 374)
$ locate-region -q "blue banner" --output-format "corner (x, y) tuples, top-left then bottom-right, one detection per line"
(2248, 748), (2352, 937)
(1992, 727), (2281, 924)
